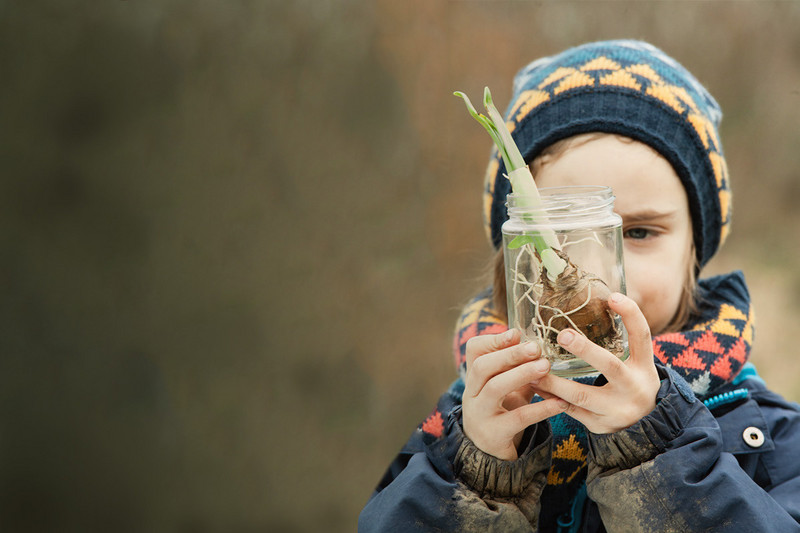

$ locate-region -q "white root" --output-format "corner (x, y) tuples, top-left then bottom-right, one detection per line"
(561, 232), (604, 249)
(508, 236), (619, 364)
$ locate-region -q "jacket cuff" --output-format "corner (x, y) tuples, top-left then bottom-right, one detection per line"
(588, 366), (690, 475)
(450, 408), (552, 498)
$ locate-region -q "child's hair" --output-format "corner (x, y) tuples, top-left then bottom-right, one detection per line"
(490, 133), (699, 335)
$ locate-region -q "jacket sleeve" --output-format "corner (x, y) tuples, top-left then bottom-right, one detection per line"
(586, 366), (800, 532)
(359, 387), (553, 532)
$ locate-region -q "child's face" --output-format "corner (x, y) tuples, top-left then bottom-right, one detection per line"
(533, 134), (694, 335)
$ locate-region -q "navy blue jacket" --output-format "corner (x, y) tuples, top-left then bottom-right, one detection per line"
(360, 366), (800, 532)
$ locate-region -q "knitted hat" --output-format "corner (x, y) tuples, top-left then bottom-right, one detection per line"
(484, 40), (731, 268)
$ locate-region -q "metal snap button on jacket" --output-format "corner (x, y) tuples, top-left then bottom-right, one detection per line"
(742, 426), (765, 448)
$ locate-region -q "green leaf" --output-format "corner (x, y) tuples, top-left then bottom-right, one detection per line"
(507, 235), (537, 249)
(483, 87), (526, 170)
(454, 91), (480, 119)
(454, 91), (505, 156)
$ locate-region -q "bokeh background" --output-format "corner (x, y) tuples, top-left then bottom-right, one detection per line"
(2, 1), (799, 531)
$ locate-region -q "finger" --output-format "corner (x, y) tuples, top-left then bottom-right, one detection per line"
(534, 373), (605, 413)
(533, 389), (559, 401)
(556, 328), (627, 383)
(503, 381), (543, 411)
(465, 341), (541, 398)
(480, 358), (551, 403)
(559, 402), (595, 428)
(503, 388), (532, 412)
(530, 383), (598, 429)
(465, 329), (519, 371)
(503, 397), (569, 432)
(606, 293), (653, 367)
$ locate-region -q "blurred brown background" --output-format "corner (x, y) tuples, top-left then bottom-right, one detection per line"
(1, 1), (799, 532)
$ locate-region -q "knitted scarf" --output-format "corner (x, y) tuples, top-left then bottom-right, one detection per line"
(447, 270), (754, 528)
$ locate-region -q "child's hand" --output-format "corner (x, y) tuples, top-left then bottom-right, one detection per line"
(533, 293), (660, 434)
(462, 329), (569, 461)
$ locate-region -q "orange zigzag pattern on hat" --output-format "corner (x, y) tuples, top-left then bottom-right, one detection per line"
(486, 55), (731, 249)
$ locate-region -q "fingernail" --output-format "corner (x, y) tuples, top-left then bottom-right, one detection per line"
(610, 292), (624, 304)
(557, 329), (575, 346)
(557, 399), (569, 410)
(504, 329), (515, 341)
(531, 358), (549, 372)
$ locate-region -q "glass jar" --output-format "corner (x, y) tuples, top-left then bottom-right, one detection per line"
(502, 186), (628, 377)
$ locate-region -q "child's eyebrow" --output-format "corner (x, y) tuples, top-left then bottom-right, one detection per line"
(618, 209), (678, 223)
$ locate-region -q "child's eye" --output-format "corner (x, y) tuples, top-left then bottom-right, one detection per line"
(624, 227), (652, 240)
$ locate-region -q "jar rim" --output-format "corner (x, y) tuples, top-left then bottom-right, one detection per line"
(507, 185), (613, 199)
(505, 185), (617, 218)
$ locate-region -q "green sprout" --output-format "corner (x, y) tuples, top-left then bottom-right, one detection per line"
(454, 87), (566, 278)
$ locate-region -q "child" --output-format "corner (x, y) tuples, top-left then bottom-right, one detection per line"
(359, 40), (800, 532)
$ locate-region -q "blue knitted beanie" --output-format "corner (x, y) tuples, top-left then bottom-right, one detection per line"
(484, 40), (731, 268)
